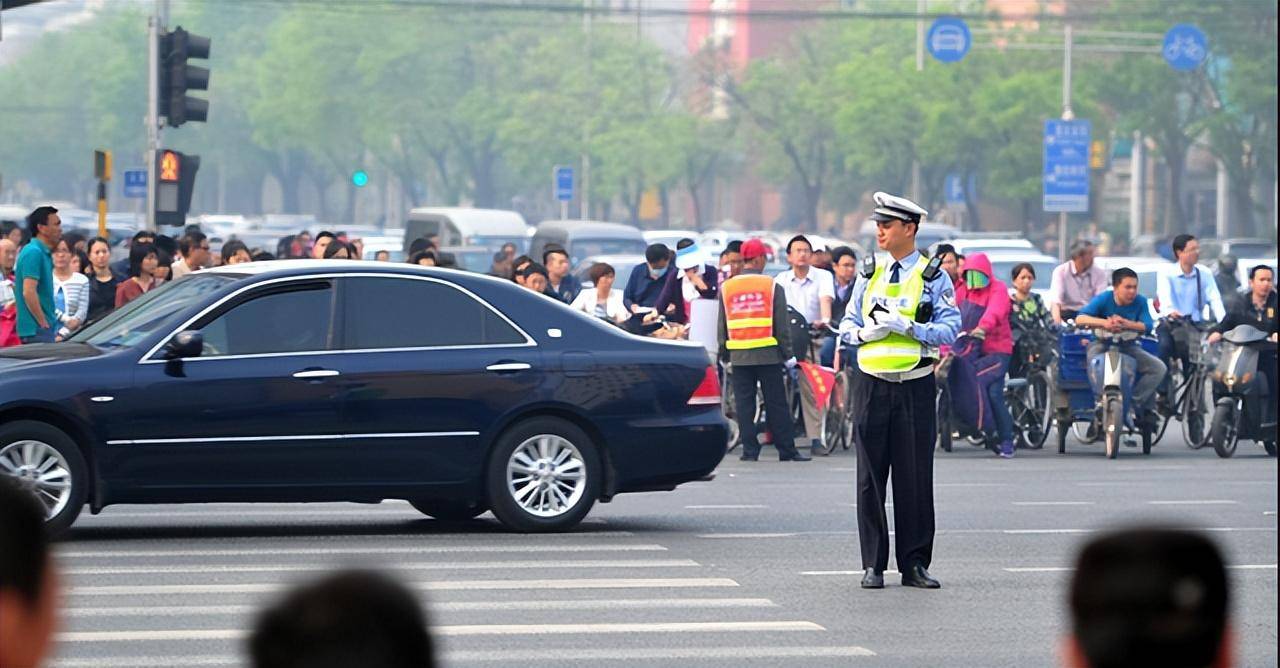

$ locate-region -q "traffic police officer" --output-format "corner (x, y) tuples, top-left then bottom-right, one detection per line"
(839, 192), (960, 589)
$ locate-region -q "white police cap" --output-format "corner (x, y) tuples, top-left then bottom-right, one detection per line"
(870, 191), (927, 224)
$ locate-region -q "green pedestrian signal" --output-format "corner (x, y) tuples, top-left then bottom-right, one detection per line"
(352, 170), (369, 187)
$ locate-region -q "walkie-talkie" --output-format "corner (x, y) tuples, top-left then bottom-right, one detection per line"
(913, 254), (944, 323)
(921, 253), (942, 282)
(860, 249), (876, 279)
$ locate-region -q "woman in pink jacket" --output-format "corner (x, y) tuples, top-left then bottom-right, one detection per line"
(955, 252), (1017, 458)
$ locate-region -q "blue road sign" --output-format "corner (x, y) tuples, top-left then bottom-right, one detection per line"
(927, 17), (971, 64)
(945, 174), (965, 205)
(1163, 24), (1208, 71)
(123, 170), (147, 198)
(554, 166), (574, 202)
(1043, 119), (1091, 213)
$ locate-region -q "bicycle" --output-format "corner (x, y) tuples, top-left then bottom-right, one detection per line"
(1157, 317), (1215, 449)
(818, 326), (854, 455)
(1005, 325), (1056, 450)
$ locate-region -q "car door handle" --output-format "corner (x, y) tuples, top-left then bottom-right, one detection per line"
(486, 362), (532, 373)
(292, 369), (340, 379)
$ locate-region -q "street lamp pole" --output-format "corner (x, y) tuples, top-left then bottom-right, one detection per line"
(1057, 24), (1074, 261)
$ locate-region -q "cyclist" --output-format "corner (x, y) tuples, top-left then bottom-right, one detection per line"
(1049, 239), (1108, 324)
(1154, 234), (1225, 416)
(1075, 268), (1166, 431)
(1009, 262), (1052, 378)
(955, 253), (1016, 458)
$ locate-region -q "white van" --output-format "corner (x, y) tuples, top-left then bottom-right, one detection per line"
(403, 207), (529, 255)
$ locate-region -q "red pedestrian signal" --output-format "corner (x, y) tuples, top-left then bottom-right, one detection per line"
(159, 150), (181, 182)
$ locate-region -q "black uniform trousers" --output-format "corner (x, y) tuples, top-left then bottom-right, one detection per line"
(851, 370), (937, 572)
(730, 363), (801, 459)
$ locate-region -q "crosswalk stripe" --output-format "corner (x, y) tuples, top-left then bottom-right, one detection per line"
(67, 577), (741, 596)
(51, 645), (877, 666)
(61, 597), (778, 618)
(63, 559), (698, 576)
(57, 621), (824, 643)
(56, 543), (666, 559)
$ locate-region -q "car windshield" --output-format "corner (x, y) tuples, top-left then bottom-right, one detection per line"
(68, 274), (240, 349)
(570, 238), (647, 261)
(1227, 242), (1276, 258)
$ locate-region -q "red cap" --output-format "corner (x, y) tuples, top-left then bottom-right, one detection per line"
(740, 238), (769, 260)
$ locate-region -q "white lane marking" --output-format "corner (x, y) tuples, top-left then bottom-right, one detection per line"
(683, 504), (768, 509)
(1265, 511), (1277, 516)
(1005, 565), (1277, 574)
(63, 559), (698, 576)
(1003, 529), (1091, 535)
(698, 533), (797, 539)
(936, 483), (1009, 487)
(49, 646), (877, 666)
(67, 578), (740, 596)
(61, 598), (779, 618)
(1011, 501), (1096, 506)
(1147, 500), (1239, 505)
(57, 543), (666, 559)
(57, 621), (825, 643)
(801, 570), (899, 576)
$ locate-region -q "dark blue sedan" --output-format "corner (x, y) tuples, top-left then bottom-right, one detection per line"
(0, 261), (727, 532)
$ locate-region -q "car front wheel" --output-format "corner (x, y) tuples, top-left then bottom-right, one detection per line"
(486, 417), (600, 532)
(0, 421), (88, 534)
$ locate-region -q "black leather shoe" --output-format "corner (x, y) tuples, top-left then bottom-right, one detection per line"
(780, 452), (812, 462)
(860, 568), (884, 589)
(739, 454), (759, 462)
(901, 564), (941, 589)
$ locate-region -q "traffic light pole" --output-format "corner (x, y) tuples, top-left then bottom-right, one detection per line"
(145, 12), (161, 232)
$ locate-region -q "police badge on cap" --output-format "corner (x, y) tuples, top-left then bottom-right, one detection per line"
(870, 191), (928, 224)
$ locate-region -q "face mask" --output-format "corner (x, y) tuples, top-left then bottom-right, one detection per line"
(649, 265), (669, 280)
(965, 271), (989, 290)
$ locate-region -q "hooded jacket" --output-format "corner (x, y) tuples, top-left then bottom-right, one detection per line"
(954, 252), (1013, 355)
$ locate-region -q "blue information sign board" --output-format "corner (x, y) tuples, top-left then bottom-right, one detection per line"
(123, 170), (147, 198)
(1043, 119), (1091, 213)
(927, 17), (971, 64)
(554, 166), (574, 202)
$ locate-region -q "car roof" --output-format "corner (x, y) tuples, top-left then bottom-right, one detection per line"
(1094, 256), (1173, 267)
(534, 220), (644, 238)
(407, 207), (528, 236)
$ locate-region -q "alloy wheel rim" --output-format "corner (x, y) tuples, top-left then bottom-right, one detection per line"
(0, 440), (73, 520)
(506, 435), (586, 518)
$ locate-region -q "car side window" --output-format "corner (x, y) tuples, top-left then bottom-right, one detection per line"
(342, 277), (525, 350)
(196, 282), (337, 357)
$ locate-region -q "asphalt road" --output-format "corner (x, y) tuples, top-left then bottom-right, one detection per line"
(48, 427), (1277, 668)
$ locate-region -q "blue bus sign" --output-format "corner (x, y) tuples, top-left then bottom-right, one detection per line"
(1043, 119), (1091, 213)
(554, 166), (574, 202)
(927, 17), (971, 64)
(123, 170), (147, 198)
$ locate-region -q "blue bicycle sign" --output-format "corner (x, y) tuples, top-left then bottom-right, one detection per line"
(1163, 24), (1208, 71)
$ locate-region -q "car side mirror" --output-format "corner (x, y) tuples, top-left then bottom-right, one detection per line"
(164, 330), (203, 359)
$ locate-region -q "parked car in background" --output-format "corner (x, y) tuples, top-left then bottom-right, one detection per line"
(404, 207), (529, 257)
(1199, 237), (1278, 262)
(644, 230), (698, 252)
(940, 236), (1037, 256)
(1094, 255), (1174, 319)
(859, 219), (957, 255)
(572, 254), (647, 289)
(529, 220), (647, 267)
(982, 252), (1059, 300)
(0, 261), (727, 533)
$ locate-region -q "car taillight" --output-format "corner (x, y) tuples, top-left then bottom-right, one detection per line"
(687, 365), (721, 406)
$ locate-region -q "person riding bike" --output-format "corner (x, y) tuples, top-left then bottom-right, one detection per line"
(1154, 234), (1225, 417)
(954, 253), (1016, 458)
(1049, 240), (1108, 325)
(1009, 262), (1053, 378)
(1208, 264), (1279, 426)
(1075, 268), (1167, 431)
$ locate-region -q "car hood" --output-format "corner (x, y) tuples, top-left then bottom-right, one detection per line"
(0, 343), (103, 372)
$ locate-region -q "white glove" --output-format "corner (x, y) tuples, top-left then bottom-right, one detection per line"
(853, 323), (892, 343)
(874, 308), (913, 336)
(784, 357), (798, 370)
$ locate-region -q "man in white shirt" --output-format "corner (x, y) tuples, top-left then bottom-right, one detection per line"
(170, 231), (210, 280)
(775, 234), (835, 455)
(1154, 234), (1226, 413)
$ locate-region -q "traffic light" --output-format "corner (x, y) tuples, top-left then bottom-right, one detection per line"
(93, 149), (113, 182)
(159, 26), (211, 128)
(154, 149), (200, 226)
